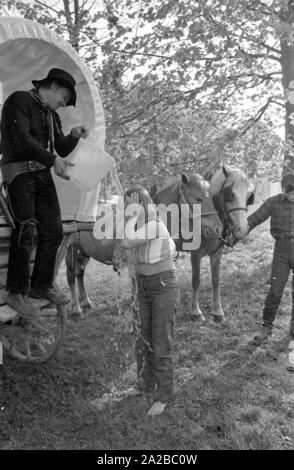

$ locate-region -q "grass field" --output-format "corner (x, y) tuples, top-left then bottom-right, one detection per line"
(1, 216), (294, 450)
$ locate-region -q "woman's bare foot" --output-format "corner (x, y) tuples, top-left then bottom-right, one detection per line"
(147, 401), (167, 416)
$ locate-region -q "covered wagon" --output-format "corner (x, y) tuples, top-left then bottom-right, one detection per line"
(0, 16), (113, 362)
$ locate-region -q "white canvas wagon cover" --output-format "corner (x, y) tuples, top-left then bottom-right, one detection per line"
(0, 16), (108, 221)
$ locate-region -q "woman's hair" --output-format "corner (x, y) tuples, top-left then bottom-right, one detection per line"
(124, 187), (157, 223)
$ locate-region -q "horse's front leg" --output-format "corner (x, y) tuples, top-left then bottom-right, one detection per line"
(210, 248), (225, 322)
(191, 250), (205, 321)
(65, 243), (84, 319)
(76, 256), (94, 311)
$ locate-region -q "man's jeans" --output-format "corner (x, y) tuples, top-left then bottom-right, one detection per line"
(6, 169), (63, 294)
(263, 239), (294, 328)
(135, 269), (178, 403)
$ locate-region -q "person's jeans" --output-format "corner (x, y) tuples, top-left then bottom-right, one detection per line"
(135, 269), (178, 403)
(263, 239), (294, 328)
(6, 169), (63, 295)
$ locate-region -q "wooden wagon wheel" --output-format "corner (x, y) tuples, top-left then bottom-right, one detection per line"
(0, 303), (65, 363)
(0, 229), (74, 363)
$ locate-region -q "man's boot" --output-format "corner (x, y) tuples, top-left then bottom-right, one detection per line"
(6, 293), (41, 319)
(29, 286), (70, 305)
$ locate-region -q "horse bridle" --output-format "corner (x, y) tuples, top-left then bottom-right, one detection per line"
(221, 182), (248, 216)
(177, 180), (247, 252)
(178, 182), (218, 219)
(218, 181), (249, 247)
(225, 205), (247, 215)
(178, 182), (225, 253)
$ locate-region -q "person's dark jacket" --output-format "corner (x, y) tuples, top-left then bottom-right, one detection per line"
(0, 91), (79, 167)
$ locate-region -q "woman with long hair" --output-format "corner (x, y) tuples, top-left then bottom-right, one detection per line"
(120, 187), (178, 416)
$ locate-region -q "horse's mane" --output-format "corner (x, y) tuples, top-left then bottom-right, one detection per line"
(156, 174), (208, 193)
(210, 166), (248, 197)
(152, 174), (211, 205)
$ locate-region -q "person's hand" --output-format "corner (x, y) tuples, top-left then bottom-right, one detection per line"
(53, 155), (74, 180)
(124, 191), (140, 208)
(71, 125), (89, 139)
(244, 226), (250, 237)
(124, 192), (141, 219)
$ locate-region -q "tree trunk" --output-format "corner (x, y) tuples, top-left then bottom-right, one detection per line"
(281, 42), (294, 139)
(280, 0), (294, 171)
(63, 0), (79, 52)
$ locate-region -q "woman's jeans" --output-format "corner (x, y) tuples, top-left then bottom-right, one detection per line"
(135, 269), (178, 403)
(263, 239), (294, 328)
(6, 169), (63, 295)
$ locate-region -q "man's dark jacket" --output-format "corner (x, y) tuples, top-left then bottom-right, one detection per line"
(0, 91), (78, 167)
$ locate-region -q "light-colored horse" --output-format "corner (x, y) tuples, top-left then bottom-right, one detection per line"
(191, 166), (251, 321)
(153, 166), (251, 322)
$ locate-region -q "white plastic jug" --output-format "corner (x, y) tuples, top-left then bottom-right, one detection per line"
(66, 139), (115, 191)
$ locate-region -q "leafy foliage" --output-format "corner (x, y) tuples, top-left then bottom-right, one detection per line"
(0, 0), (292, 183)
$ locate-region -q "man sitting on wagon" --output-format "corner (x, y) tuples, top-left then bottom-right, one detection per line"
(0, 68), (88, 318)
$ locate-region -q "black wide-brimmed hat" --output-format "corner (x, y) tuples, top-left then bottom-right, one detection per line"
(32, 68), (76, 106)
(282, 173), (294, 192)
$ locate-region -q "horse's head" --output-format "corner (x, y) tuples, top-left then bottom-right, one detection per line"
(180, 174), (223, 239)
(210, 166), (250, 240)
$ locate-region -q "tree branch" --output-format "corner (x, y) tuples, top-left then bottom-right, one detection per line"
(241, 98), (275, 135)
(260, 41), (280, 55)
(32, 0), (59, 14)
(238, 45), (281, 63)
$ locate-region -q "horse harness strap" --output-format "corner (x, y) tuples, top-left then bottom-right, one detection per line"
(178, 183), (218, 218)
(201, 211), (219, 217)
(216, 181), (248, 247)
(226, 206), (247, 214)
(218, 181), (248, 217)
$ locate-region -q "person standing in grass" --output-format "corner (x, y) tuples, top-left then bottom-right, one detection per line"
(247, 173), (294, 344)
(118, 187), (178, 416)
